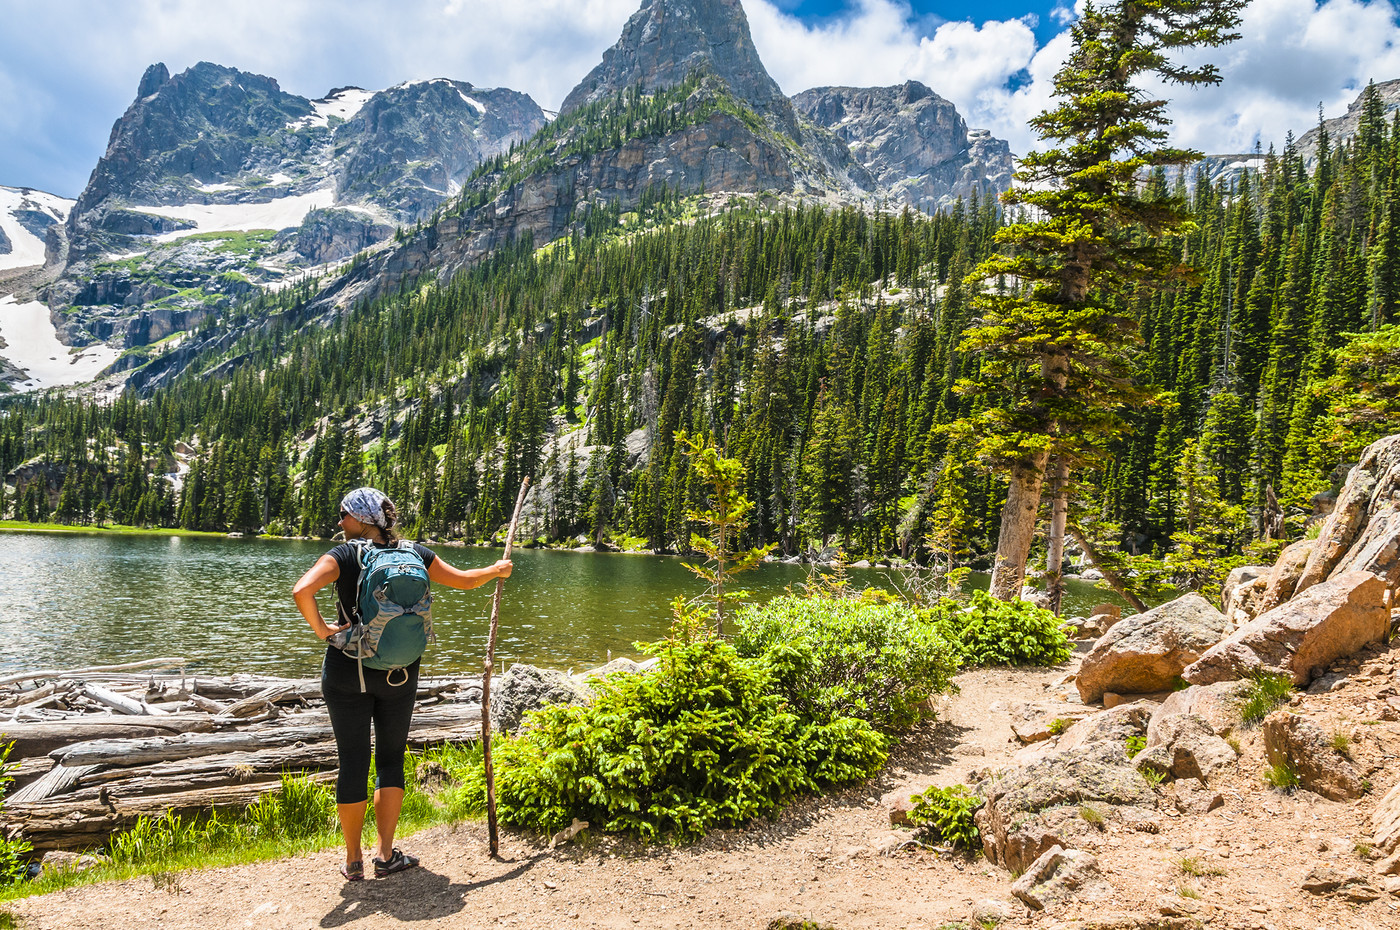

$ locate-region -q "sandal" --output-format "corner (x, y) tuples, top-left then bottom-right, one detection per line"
(373, 848), (419, 877)
(340, 860), (364, 882)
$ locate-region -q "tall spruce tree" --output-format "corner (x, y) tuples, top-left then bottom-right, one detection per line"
(959, 0), (1244, 601)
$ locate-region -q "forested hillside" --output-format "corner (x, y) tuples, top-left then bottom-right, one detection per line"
(4, 82), (1400, 589)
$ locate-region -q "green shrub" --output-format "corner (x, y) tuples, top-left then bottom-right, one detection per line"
(908, 784), (982, 852)
(464, 633), (889, 840)
(1237, 670), (1294, 725)
(733, 595), (960, 731)
(929, 591), (1072, 667)
(1125, 734), (1146, 759)
(0, 744), (31, 885)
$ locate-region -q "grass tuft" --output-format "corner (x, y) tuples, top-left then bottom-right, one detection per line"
(1177, 856), (1227, 878)
(1236, 670), (1293, 726)
(1262, 760), (1300, 791)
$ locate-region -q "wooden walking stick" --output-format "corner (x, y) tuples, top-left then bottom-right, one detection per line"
(482, 476), (530, 857)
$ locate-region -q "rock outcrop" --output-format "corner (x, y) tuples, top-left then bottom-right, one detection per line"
(1075, 594), (1230, 704)
(1183, 571), (1388, 686)
(791, 81), (1014, 211)
(1294, 435), (1400, 595)
(561, 0), (797, 136)
(1147, 681), (1248, 744)
(489, 663), (591, 733)
(974, 740), (1154, 873)
(1010, 845), (1109, 910)
(1261, 710), (1364, 800)
(1134, 713), (1237, 783)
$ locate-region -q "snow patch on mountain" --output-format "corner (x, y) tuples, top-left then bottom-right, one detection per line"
(287, 87), (373, 130)
(0, 296), (119, 391)
(458, 91), (486, 114)
(139, 186), (336, 242)
(0, 186), (72, 271)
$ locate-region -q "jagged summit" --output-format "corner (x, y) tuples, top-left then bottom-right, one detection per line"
(793, 81), (1014, 212)
(561, 0), (795, 133)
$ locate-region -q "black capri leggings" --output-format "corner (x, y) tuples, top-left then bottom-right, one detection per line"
(321, 647), (420, 805)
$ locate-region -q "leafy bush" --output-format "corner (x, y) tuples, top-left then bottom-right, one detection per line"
(908, 784), (982, 852)
(929, 591), (1072, 667)
(464, 633), (889, 840)
(733, 595), (961, 731)
(1237, 670), (1293, 725)
(0, 744), (31, 885)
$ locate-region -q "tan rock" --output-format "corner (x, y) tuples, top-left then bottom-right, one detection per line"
(1103, 690), (1172, 709)
(1224, 574), (1269, 626)
(1222, 565), (1269, 615)
(1257, 537), (1317, 614)
(885, 791), (915, 827)
(1167, 779), (1224, 815)
(1295, 435), (1400, 595)
(1093, 603), (1123, 621)
(1135, 713), (1238, 783)
(1147, 681), (1248, 744)
(1261, 710), (1364, 800)
(1077, 594), (1230, 704)
(1183, 571), (1389, 686)
(1374, 782), (1400, 854)
(1375, 849), (1400, 876)
(1009, 702), (1095, 744)
(1011, 845), (1109, 910)
(1057, 703), (1154, 754)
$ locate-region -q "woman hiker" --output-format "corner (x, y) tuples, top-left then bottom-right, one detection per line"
(293, 486), (512, 881)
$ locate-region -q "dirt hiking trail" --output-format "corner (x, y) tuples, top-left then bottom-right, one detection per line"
(10, 652), (1400, 930)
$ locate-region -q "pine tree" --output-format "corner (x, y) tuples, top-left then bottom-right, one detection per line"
(959, 0), (1244, 600)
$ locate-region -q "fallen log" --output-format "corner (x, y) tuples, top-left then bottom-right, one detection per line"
(52, 726), (333, 767)
(80, 683), (166, 716)
(0, 716), (216, 759)
(73, 742), (341, 791)
(4, 773), (338, 852)
(0, 658), (190, 688)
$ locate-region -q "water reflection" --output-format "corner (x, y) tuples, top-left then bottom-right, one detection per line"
(0, 532), (1128, 677)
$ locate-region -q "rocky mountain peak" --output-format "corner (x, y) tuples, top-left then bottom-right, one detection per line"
(136, 63), (170, 100)
(562, 0), (795, 133)
(793, 81), (1013, 212)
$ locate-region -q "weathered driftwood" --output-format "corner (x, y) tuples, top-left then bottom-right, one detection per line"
(0, 664), (490, 853)
(0, 658), (190, 688)
(7, 764), (99, 805)
(0, 715), (216, 759)
(80, 683), (167, 716)
(5, 774), (338, 851)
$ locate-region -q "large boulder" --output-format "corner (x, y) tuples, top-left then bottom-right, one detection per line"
(1256, 538), (1317, 615)
(1147, 681), (1249, 744)
(1056, 703), (1154, 754)
(1261, 710), (1363, 800)
(1076, 594), (1230, 704)
(489, 663), (592, 732)
(1183, 571), (1388, 686)
(1293, 434), (1400, 597)
(1011, 845), (1110, 910)
(974, 740), (1154, 873)
(1222, 565), (1269, 612)
(1223, 571), (1269, 626)
(1374, 782), (1400, 854)
(1134, 713), (1238, 783)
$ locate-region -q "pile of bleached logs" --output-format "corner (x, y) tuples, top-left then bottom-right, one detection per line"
(0, 658), (486, 852)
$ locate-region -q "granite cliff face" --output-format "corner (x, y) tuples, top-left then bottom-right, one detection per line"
(793, 81), (1013, 211)
(561, 0), (797, 135)
(1297, 79), (1400, 165)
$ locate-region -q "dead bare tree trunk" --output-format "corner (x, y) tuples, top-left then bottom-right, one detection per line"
(482, 477), (531, 858)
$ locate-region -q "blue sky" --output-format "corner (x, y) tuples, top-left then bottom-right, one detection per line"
(2, 0), (1399, 199)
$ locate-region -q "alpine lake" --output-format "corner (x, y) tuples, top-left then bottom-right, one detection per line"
(0, 531), (1130, 678)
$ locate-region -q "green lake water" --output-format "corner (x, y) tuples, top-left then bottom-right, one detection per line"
(0, 532), (1130, 677)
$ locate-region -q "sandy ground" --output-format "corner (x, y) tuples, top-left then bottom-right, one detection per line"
(9, 653), (1400, 930)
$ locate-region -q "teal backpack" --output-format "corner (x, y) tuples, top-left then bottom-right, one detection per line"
(329, 540), (434, 689)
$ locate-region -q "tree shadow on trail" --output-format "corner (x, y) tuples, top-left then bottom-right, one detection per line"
(320, 858), (538, 926)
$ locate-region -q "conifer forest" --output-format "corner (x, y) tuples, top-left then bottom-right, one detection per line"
(4, 84), (1400, 599)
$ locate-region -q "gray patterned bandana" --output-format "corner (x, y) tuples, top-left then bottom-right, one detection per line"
(340, 487), (392, 528)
